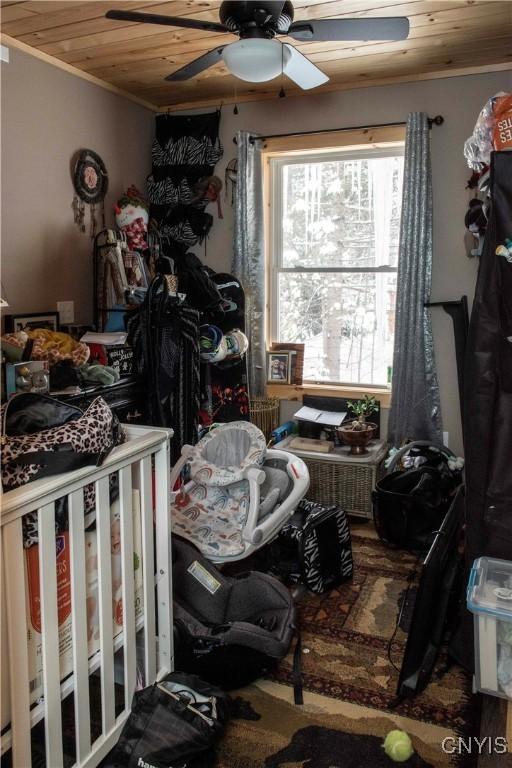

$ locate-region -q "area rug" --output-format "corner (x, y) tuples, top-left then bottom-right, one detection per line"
(216, 523), (480, 768)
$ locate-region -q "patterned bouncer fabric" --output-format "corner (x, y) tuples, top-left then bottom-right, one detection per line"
(171, 422), (267, 557)
(173, 478), (250, 557)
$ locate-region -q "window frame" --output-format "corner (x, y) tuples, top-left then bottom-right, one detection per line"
(268, 144), (405, 390)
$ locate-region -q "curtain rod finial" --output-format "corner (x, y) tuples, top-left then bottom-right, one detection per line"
(431, 115), (444, 126)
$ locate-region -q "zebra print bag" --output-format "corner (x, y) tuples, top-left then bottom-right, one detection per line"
(278, 500), (353, 594)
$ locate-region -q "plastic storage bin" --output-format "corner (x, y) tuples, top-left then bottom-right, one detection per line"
(467, 556), (512, 699)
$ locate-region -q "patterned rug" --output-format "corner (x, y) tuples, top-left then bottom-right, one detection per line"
(216, 523), (480, 768)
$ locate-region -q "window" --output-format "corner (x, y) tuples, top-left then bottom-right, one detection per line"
(269, 145), (404, 388)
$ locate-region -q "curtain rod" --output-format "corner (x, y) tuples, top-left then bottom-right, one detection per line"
(246, 115), (444, 144)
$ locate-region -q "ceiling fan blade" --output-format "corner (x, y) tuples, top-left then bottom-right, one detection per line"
(166, 46), (226, 81)
(288, 17), (410, 42)
(105, 9), (227, 34)
(283, 44), (329, 90)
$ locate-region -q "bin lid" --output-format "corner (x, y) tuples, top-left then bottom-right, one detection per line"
(467, 556), (512, 620)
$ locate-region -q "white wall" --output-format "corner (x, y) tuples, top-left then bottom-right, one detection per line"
(202, 70), (511, 456)
(1, 48), (154, 324)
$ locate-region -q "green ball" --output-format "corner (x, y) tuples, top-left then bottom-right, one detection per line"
(383, 730), (414, 763)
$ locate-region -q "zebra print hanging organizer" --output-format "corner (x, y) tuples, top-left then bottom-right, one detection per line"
(276, 500), (353, 594)
(147, 110), (223, 251)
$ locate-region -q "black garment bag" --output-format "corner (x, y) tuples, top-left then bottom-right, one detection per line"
(451, 151), (512, 670)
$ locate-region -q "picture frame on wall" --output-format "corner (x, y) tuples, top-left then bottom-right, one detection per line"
(267, 351), (291, 384)
(4, 312), (60, 333)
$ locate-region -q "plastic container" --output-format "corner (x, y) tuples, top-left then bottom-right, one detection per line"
(467, 557), (512, 699)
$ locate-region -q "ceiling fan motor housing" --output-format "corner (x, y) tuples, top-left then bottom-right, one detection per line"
(219, 1), (294, 37)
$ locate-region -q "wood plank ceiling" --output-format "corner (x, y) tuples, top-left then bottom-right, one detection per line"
(1, 0), (511, 110)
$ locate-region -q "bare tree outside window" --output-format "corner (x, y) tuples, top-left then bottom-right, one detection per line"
(270, 148), (404, 386)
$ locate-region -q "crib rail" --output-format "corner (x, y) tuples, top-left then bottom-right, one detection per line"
(0, 425), (174, 768)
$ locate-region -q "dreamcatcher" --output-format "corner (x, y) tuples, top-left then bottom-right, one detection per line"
(72, 148), (109, 237)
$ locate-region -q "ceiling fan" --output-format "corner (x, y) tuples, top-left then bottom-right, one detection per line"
(106, 1), (410, 90)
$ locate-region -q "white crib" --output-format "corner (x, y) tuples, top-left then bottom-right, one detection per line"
(0, 425), (174, 768)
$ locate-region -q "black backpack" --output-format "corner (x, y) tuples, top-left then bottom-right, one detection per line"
(274, 500), (354, 594)
(373, 441), (463, 552)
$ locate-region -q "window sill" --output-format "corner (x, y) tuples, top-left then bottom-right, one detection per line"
(266, 382), (391, 408)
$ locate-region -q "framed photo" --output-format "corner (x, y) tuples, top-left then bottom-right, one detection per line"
(6, 360), (50, 397)
(271, 342), (305, 384)
(267, 351), (291, 384)
(4, 311), (59, 333)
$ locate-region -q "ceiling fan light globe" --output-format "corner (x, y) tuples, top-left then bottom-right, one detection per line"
(222, 39), (289, 83)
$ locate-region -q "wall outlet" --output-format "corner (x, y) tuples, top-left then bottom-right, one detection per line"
(443, 431), (449, 447)
(57, 301), (75, 325)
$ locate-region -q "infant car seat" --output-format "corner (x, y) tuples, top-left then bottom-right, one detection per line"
(170, 421), (309, 562)
(172, 536), (297, 691)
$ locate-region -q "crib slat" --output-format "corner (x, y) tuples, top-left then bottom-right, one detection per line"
(155, 443), (173, 675)
(139, 456), (156, 684)
(68, 490), (92, 761)
(119, 466), (136, 710)
(38, 503), (64, 768)
(96, 477), (115, 735)
(2, 518), (32, 768)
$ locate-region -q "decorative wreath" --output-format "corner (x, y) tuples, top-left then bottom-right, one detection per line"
(72, 148), (108, 204)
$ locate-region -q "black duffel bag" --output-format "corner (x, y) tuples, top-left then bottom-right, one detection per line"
(373, 440), (463, 552)
(104, 671), (230, 768)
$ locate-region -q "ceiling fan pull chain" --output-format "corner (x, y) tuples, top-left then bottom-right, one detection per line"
(279, 40), (286, 99)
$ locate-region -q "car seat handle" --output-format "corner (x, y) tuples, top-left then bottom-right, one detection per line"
(386, 440), (457, 474)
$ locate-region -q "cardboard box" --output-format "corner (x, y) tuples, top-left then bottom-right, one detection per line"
(1, 491), (143, 727)
(105, 345), (134, 379)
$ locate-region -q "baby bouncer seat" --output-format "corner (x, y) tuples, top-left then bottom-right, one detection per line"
(170, 421), (309, 562)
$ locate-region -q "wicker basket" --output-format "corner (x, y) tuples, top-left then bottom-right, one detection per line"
(281, 439), (388, 519)
(306, 459), (377, 517)
(249, 397), (280, 442)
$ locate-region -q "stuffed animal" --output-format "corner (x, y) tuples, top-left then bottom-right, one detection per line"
(114, 185), (149, 251)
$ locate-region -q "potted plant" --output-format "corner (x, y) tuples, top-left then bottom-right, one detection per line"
(337, 396), (379, 455)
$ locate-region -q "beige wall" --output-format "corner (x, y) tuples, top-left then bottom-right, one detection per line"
(201, 70), (511, 455)
(1, 47), (154, 324)
(1, 50), (509, 454)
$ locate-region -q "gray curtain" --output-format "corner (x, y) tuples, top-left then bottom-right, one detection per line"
(388, 112), (443, 445)
(232, 130), (266, 397)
